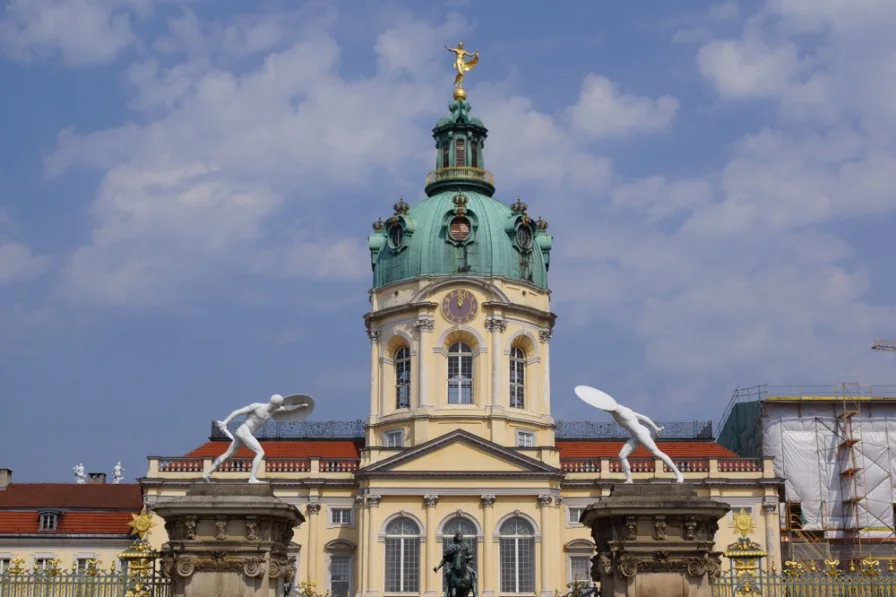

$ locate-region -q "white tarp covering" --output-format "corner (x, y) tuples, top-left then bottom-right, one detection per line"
(763, 402), (896, 539)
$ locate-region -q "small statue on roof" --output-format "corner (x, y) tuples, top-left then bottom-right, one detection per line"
(73, 463), (86, 484)
(113, 462), (125, 484)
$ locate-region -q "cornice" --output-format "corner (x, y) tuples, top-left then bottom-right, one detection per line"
(364, 302), (439, 326)
(480, 302), (556, 327)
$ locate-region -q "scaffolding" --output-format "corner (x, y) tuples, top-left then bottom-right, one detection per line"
(717, 383), (896, 568)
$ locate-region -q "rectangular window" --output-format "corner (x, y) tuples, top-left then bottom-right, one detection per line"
(331, 508), (353, 526)
(385, 430), (404, 448)
(567, 507), (584, 525)
(471, 141), (479, 168)
(442, 144), (450, 168)
(39, 513), (57, 531)
(76, 558), (91, 574)
(330, 555), (352, 597)
(789, 502), (802, 529)
(516, 431), (535, 448)
(385, 537), (419, 593)
(0, 559), (11, 573)
(34, 558), (52, 572)
(455, 138), (465, 167)
(569, 556), (591, 584)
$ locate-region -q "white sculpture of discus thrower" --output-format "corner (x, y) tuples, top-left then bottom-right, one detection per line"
(574, 385), (683, 484)
(203, 394), (315, 484)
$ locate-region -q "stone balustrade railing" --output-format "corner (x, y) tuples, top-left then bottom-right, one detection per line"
(564, 456), (773, 479)
(148, 456), (360, 478)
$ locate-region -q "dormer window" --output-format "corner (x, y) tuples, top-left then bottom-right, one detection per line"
(515, 225), (533, 251)
(389, 225), (404, 249)
(39, 512), (58, 531)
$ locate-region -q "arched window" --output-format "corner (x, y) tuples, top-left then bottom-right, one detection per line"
(499, 517), (535, 594)
(385, 517), (421, 593)
(395, 347), (411, 409)
(509, 346), (525, 409)
(455, 138), (465, 167)
(441, 517), (478, 594)
(447, 342), (473, 404)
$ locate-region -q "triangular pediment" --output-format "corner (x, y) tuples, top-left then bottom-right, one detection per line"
(359, 429), (560, 477)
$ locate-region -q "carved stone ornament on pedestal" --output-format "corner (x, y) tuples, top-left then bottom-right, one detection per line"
(153, 483), (304, 597)
(582, 484), (729, 597)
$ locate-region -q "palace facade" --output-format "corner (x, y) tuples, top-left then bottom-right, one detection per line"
(137, 85), (783, 597)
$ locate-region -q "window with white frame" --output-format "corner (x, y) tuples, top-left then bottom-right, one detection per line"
(34, 558), (54, 572)
(38, 512), (57, 531)
(568, 556), (591, 585)
(515, 430), (535, 448)
(441, 517), (478, 594)
(331, 508), (353, 526)
(384, 517), (420, 593)
(509, 346), (526, 408)
(499, 516), (535, 594)
(567, 507), (584, 525)
(329, 554), (353, 597)
(447, 342), (474, 404)
(76, 558), (91, 574)
(0, 558), (11, 573)
(384, 430), (404, 448)
(395, 347), (411, 409)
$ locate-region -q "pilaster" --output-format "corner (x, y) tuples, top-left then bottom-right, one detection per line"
(414, 319), (434, 410)
(480, 495), (496, 597)
(306, 502), (321, 583)
(368, 330), (381, 423)
(424, 495), (440, 597)
(537, 495), (554, 597)
(365, 495), (381, 597)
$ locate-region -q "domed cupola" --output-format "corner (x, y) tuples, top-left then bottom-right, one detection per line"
(368, 97), (553, 290)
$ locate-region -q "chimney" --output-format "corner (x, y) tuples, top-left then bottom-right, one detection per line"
(0, 469), (11, 489)
(87, 472), (106, 484)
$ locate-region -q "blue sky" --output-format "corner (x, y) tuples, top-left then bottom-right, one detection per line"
(2, 0), (895, 482)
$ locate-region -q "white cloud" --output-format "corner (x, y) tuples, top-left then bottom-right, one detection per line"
(567, 75), (679, 139)
(0, 0), (150, 66)
(0, 239), (50, 285)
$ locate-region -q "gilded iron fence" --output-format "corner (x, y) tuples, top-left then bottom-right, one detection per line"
(0, 569), (170, 597)
(712, 559), (896, 597)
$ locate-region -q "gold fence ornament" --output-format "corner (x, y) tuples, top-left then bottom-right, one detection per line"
(85, 558), (103, 576)
(119, 506), (160, 597)
(7, 556), (25, 575)
(783, 561), (804, 577)
(860, 557), (880, 577)
(824, 559), (841, 577)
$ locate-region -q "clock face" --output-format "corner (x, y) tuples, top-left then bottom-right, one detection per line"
(441, 289), (478, 324)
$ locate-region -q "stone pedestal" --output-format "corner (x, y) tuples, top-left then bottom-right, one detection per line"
(581, 484), (729, 597)
(153, 483), (305, 597)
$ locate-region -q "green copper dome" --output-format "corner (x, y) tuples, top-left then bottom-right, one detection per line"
(368, 99), (552, 290)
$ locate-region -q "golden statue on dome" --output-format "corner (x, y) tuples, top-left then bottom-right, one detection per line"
(445, 42), (479, 100)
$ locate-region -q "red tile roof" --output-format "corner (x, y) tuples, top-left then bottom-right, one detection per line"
(185, 440), (362, 459)
(556, 441), (738, 459)
(0, 484), (143, 510)
(0, 511), (134, 535)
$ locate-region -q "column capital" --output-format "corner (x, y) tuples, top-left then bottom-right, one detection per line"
(424, 495), (439, 508)
(306, 502), (322, 515)
(762, 503), (778, 515)
(355, 494), (366, 507)
(538, 328), (552, 342)
(554, 496), (563, 506)
(367, 329), (381, 342)
(537, 494), (553, 508)
(480, 494), (496, 507)
(485, 317), (507, 333)
(367, 494), (382, 508)
(414, 319), (435, 333)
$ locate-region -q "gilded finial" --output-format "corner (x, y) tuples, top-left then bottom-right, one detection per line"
(445, 42), (479, 100)
(127, 506), (155, 540)
(452, 193), (468, 215)
(372, 217), (384, 231)
(535, 217), (548, 231)
(731, 508), (757, 538)
(510, 197), (527, 214)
